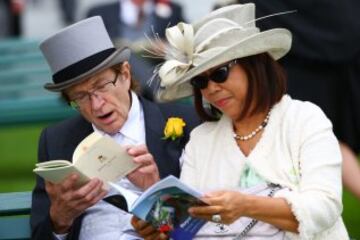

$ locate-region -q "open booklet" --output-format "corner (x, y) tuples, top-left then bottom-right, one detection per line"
(33, 132), (139, 189)
(107, 175), (207, 239)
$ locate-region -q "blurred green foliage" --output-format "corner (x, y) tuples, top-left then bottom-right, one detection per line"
(0, 123), (45, 192)
(0, 123), (359, 238)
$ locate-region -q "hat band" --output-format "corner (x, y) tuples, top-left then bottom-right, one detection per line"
(52, 48), (116, 84)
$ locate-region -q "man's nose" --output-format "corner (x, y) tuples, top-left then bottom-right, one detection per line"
(90, 94), (105, 110)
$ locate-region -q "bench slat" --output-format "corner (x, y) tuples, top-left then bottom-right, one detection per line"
(0, 192), (31, 239)
(0, 38), (38, 53)
(0, 67), (50, 80)
(0, 216), (31, 239)
(0, 52), (45, 64)
(0, 192), (31, 216)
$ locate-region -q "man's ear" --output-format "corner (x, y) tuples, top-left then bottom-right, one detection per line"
(121, 61), (131, 83)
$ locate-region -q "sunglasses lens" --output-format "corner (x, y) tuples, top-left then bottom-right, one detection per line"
(210, 66), (229, 83)
(190, 76), (209, 89)
(190, 61), (233, 89)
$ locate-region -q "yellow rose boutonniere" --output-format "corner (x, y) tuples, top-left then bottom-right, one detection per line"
(163, 117), (186, 140)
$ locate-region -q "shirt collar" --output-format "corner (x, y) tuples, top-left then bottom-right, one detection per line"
(120, 91), (144, 142)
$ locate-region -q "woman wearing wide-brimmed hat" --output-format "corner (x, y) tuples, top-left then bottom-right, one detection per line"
(131, 3), (348, 240)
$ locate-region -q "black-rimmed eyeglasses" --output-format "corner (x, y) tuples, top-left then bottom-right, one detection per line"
(69, 73), (119, 109)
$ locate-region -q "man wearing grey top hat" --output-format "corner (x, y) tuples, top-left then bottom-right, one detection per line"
(30, 16), (199, 240)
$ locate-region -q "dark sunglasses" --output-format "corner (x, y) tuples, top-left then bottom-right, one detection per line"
(190, 60), (237, 89)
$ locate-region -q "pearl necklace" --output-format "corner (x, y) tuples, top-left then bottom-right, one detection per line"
(233, 111), (271, 141)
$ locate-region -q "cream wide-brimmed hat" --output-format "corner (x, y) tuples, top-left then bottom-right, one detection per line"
(156, 3), (292, 102)
(40, 16), (130, 91)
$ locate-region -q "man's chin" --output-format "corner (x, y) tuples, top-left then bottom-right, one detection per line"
(94, 122), (121, 135)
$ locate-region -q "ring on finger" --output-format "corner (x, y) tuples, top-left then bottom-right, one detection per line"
(211, 214), (222, 223)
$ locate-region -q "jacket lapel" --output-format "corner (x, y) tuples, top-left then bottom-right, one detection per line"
(139, 97), (181, 178)
(139, 96), (165, 155)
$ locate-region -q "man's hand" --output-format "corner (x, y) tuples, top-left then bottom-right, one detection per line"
(46, 174), (107, 233)
(131, 216), (168, 240)
(126, 144), (160, 190)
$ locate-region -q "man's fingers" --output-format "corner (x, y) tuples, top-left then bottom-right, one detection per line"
(157, 233), (168, 240)
(76, 190), (107, 210)
(45, 181), (56, 195)
(80, 179), (107, 203)
(71, 179), (107, 210)
(72, 178), (103, 200)
(135, 219), (150, 230)
(135, 164), (158, 174)
(131, 216), (140, 228)
(133, 153), (155, 165)
(126, 170), (138, 180)
(60, 174), (79, 192)
(127, 144), (148, 156)
(45, 181), (55, 188)
(144, 231), (159, 240)
(138, 224), (157, 237)
(131, 216), (149, 230)
(131, 216), (167, 240)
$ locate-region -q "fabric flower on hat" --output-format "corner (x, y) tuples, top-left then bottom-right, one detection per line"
(158, 21), (237, 87)
(158, 22), (195, 86)
(163, 117), (186, 140)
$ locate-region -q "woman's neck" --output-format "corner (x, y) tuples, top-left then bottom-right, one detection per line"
(233, 111), (269, 136)
(232, 110), (270, 157)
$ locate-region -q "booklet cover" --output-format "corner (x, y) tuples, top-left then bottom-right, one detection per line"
(108, 175), (207, 239)
(33, 132), (139, 189)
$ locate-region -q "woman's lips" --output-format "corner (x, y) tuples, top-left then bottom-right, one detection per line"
(214, 97), (231, 108)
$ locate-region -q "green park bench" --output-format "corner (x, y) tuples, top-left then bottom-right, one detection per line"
(0, 38), (75, 125)
(0, 191), (31, 240)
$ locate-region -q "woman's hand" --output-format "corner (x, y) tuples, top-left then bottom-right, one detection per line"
(188, 190), (247, 225)
(189, 190), (299, 232)
(131, 216), (168, 240)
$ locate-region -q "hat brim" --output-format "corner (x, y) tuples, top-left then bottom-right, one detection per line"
(156, 28), (292, 102)
(44, 47), (131, 92)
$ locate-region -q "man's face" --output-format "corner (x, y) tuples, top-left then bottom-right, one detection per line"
(65, 63), (132, 134)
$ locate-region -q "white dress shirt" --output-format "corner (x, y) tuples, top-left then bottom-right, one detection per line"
(55, 92), (146, 240)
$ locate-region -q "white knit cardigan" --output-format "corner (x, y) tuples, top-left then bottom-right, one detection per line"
(180, 95), (349, 239)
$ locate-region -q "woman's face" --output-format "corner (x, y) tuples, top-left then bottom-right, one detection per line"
(198, 62), (249, 121)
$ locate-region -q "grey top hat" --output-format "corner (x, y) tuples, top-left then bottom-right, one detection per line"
(40, 16), (130, 92)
